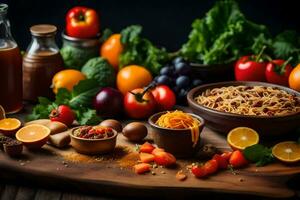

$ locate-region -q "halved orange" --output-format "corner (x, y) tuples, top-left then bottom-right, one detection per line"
(272, 141), (300, 163)
(0, 105), (5, 120)
(16, 124), (50, 149)
(0, 118), (21, 136)
(227, 127), (259, 150)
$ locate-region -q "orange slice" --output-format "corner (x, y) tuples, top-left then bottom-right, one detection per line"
(0, 105), (5, 120)
(227, 127), (259, 150)
(272, 141), (300, 163)
(0, 118), (21, 136)
(16, 124), (50, 149)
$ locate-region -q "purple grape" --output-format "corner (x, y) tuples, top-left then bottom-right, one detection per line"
(175, 62), (191, 75)
(176, 75), (190, 88)
(157, 75), (172, 86)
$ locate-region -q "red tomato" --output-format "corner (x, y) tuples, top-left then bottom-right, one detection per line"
(229, 150), (248, 168)
(124, 88), (156, 119)
(265, 59), (293, 86)
(191, 165), (207, 178)
(213, 154), (229, 169)
(49, 105), (75, 127)
(151, 85), (176, 111)
(235, 56), (267, 81)
(139, 142), (155, 153)
(66, 6), (100, 38)
(153, 151), (176, 167)
(203, 159), (219, 175)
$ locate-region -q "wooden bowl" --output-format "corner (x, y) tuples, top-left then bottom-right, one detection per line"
(148, 111), (205, 158)
(70, 128), (117, 155)
(187, 81), (300, 137)
(190, 62), (234, 83)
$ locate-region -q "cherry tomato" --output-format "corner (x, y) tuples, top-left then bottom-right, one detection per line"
(124, 88), (156, 119)
(289, 63), (300, 92)
(266, 59), (293, 86)
(66, 7), (100, 38)
(100, 34), (123, 71)
(49, 105), (75, 127)
(203, 159), (219, 175)
(191, 165), (207, 178)
(229, 150), (248, 168)
(151, 85), (176, 111)
(235, 56), (267, 82)
(213, 154), (229, 169)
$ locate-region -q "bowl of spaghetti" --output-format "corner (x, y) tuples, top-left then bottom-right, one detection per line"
(187, 81), (300, 136)
(148, 110), (205, 158)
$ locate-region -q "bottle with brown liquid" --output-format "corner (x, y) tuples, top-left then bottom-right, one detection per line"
(0, 4), (23, 114)
(23, 24), (64, 101)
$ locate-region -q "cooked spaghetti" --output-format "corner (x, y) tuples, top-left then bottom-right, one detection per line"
(156, 110), (201, 147)
(195, 85), (300, 116)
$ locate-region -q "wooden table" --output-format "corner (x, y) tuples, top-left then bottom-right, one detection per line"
(1, 104), (300, 200)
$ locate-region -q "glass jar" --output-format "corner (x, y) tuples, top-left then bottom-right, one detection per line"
(60, 32), (100, 70)
(23, 24), (64, 101)
(0, 4), (23, 114)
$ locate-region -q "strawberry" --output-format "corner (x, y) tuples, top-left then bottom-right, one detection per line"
(191, 165), (206, 178)
(229, 150), (248, 168)
(203, 159), (218, 175)
(139, 142), (155, 153)
(151, 147), (165, 155)
(139, 152), (155, 163)
(134, 163), (151, 174)
(213, 154), (229, 169)
(153, 151), (176, 167)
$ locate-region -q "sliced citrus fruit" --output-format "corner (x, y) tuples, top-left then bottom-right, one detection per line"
(16, 124), (50, 149)
(272, 141), (300, 163)
(0, 118), (21, 136)
(0, 105), (5, 120)
(227, 127), (259, 150)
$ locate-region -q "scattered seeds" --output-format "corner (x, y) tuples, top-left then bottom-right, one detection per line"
(176, 170), (187, 181)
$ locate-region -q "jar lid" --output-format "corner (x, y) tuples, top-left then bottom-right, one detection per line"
(30, 24), (57, 36)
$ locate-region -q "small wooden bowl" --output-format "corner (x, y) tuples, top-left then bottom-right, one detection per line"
(70, 128), (117, 155)
(148, 111), (205, 158)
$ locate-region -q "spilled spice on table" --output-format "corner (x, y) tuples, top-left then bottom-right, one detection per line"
(54, 145), (135, 166)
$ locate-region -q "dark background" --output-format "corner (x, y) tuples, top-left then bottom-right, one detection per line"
(2, 0), (300, 51)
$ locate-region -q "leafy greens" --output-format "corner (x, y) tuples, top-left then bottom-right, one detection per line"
(120, 25), (170, 74)
(180, 0), (270, 64)
(27, 79), (101, 125)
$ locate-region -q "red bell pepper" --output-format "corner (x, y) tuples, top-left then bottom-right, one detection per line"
(265, 57), (293, 86)
(66, 6), (100, 38)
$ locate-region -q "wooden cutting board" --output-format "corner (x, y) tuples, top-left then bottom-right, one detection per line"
(0, 124), (300, 198)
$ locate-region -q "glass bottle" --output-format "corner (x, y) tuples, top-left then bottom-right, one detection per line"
(0, 4), (23, 114)
(23, 24), (64, 101)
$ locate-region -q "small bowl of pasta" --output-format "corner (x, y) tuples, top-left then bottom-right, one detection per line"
(187, 81), (300, 136)
(148, 110), (205, 158)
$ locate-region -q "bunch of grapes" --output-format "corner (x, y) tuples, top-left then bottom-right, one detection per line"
(153, 57), (203, 104)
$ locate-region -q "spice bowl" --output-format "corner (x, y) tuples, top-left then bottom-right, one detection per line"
(148, 111), (205, 158)
(70, 127), (118, 155)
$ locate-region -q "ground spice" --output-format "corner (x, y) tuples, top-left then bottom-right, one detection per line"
(118, 151), (140, 168)
(56, 145), (133, 164)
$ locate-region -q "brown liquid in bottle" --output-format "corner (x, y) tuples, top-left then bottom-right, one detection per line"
(0, 46), (23, 113)
(23, 51), (63, 101)
(22, 24), (64, 101)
